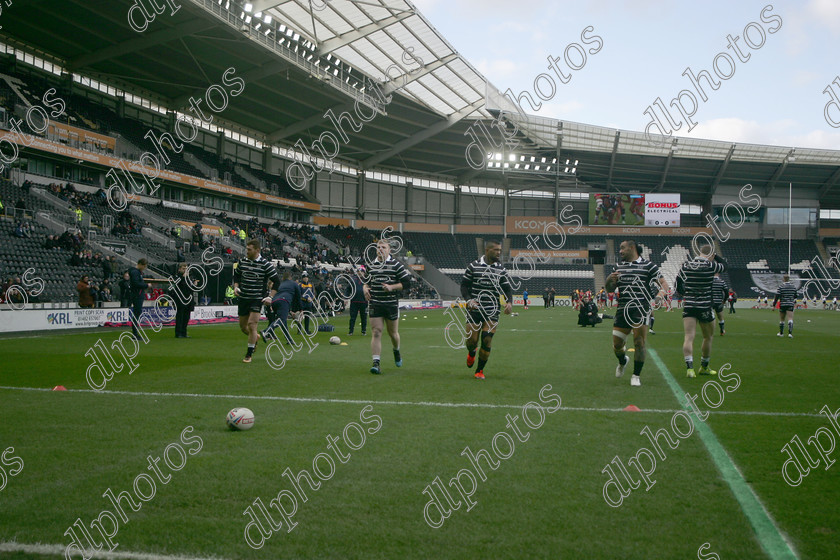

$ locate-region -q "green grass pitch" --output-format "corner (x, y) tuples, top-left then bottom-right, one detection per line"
(1, 307), (839, 559)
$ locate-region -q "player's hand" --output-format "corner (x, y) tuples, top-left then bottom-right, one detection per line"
(234, 286), (241, 296)
(608, 272), (620, 282)
(467, 299), (478, 309)
(504, 301), (512, 315)
(261, 296), (272, 305)
(363, 285), (371, 301)
(382, 284), (393, 292)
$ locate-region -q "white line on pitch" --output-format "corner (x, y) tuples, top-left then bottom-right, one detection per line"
(0, 542), (231, 560)
(0, 386), (826, 417)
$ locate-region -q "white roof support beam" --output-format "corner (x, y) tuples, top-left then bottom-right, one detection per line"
(606, 131), (620, 190)
(710, 144), (736, 195)
(69, 19), (215, 70)
(382, 53), (457, 94)
(315, 11), (415, 56)
(169, 60), (288, 111)
(765, 149), (795, 196)
(818, 166), (840, 198)
(267, 104), (347, 142)
(362, 102), (482, 168)
(250, 1), (287, 13)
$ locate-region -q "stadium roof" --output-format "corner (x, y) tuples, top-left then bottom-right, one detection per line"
(2, 0), (840, 207)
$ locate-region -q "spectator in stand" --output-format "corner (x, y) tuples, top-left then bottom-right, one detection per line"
(100, 280), (112, 305)
(102, 255), (113, 281)
(77, 275), (94, 308)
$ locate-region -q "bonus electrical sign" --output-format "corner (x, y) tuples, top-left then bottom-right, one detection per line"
(645, 194), (681, 226)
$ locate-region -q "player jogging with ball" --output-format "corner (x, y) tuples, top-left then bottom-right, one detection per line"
(364, 239), (412, 375)
(460, 240), (514, 380)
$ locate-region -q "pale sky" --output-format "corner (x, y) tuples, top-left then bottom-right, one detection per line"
(411, 0), (840, 150)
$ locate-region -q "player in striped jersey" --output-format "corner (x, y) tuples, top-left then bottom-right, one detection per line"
(460, 240), (514, 380)
(234, 239), (280, 363)
(773, 275), (799, 338)
(363, 239), (412, 375)
(677, 239), (727, 378)
(712, 274), (728, 335)
(605, 240), (668, 387)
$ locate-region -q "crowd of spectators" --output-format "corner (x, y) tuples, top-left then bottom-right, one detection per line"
(76, 274), (116, 308)
(43, 230), (86, 252)
(111, 210), (144, 235)
(43, 181), (101, 209)
(0, 275), (39, 305)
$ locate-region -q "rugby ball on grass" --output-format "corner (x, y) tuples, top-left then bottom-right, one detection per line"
(226, 407), (255, 431)
(329, 336), (341, 345)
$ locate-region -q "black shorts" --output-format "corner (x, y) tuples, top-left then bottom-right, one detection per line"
(467, 308), (499, 325)
(613, 306), (649, 329)
(714, 304), (725, 314)
(370, 302), (399, 321)
(683, 307), (714, 323)
(238, 299), (263, 317)
(780, 306), (794, 313)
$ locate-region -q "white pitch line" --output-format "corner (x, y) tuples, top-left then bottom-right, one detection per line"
(0, 386), (827, 417)
(0, 542), (232, 560)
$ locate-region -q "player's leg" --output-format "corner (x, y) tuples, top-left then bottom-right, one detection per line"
(612, 326), (631, 378)
(630, 322), (648, 386)
(263, 300), (287, 342)
(369, 315), (384, 374)
(778, 309), (785, 336)
(699, 316), (716, 374)
(131, 297), (143, 338)
(683, 316), (697, 377)
(473, 322), (498, 379)
(385, 312), (402, 366)
(716, 308), (725, 335)
(465, 318), (481, 368)
(238, 301), (249, 335)
(348, 302), (358, 334)
(786, 310), (795, 337)
(243, 310), (260, 362)
(360, 304), (368, 335)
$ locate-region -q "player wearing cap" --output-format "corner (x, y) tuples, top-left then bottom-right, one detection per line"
(364, 239), (412, 375)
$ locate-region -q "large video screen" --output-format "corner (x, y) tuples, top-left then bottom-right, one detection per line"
(589, 194), (645, 226)
(588, 193), (681, 226)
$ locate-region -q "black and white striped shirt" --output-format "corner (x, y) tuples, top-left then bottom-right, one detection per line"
(461, 256), (514, 311)
(774, 282), (799, 307)
(615, 257), (662, 313)
(365, 256), (412, 305)
(679, 257), (727, 309)
(233, 255), (279, 300)
(712, 276), (728, 306)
